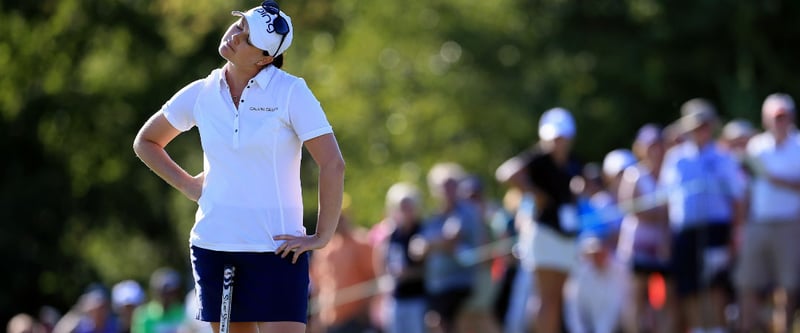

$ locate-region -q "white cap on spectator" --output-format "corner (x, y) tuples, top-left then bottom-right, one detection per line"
(602, 149), (636, 178)
(679, 98), (718, 132)
(385, 182), (422, 212)
(427, 162), (466, 198)
(721, 119), (755, 141)
(762, 93), (796, 118)
(538, 107), (576, 141)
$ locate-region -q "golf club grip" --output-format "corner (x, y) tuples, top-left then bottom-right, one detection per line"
(220, 265), (235, 333)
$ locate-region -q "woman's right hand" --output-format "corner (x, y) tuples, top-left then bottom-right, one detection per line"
(182, 172), (205, 202)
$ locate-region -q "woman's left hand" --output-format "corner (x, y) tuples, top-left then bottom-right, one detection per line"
(273, 234), (328, 263)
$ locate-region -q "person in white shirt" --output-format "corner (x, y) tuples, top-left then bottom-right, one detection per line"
(735, 93), (800, 333)
(132, 2), (345, 333)
(564, 235), (631, 333)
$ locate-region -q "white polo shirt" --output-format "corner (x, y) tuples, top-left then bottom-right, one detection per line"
(161, 65), (333, 252)
(746, 130), (800, 223)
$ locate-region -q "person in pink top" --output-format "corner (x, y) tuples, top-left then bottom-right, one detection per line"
(616, 124), (672, 333)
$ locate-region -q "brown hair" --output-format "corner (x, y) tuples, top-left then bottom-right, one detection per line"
(262, 51), (284, 68)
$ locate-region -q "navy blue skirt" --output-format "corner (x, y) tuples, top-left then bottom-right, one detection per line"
(190, 246), (309, 323)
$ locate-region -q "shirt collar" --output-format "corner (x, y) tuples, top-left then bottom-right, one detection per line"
(251, 65), (277, 89)
(216, 65), (278, 90)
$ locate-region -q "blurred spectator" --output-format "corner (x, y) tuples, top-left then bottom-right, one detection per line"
(487, 188), (526, 333)
(570, 164), (606, 239)
(563, 235), (631, 333)
(367, 192), (395, 333)
(504, 189), (539, 333)
(719, 119), (757, 188)
(595, 148), (637, 240)
(735, 93), (800, 333)
(662, 121), (686, 151)
(719, 119), (756, 161)
(381, 182), (427, 333)
(660, 98), (746, 333)
(131, 268), (185, 333)
(111, 280), (145, 333)
(411, 162), (481, 333)
(178, 289), (211, 333)
(602, 149), (638, 198)
(53, 286), (119, 333)
(7, 313), (45, 333)
(38, 306), (61, 333)
(572, 163), (604, 202)
(458, 175), (502, 333)
(310, 212), (378, 333)
(616, 124), (673, 333)
(499, 107), (584, 333)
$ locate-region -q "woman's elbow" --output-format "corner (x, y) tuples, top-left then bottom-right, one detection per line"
(328, 155), (346, 175)
(132, 134), (145, 158)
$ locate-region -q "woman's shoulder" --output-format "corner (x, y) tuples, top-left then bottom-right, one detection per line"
(163, 70), (220, 113)
(272, 67), (305, 86)
(175, 68), (222, 96)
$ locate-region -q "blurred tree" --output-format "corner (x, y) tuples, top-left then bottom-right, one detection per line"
(1, 0), (799, 325)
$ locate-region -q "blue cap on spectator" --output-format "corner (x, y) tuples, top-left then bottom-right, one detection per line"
(112, 280), (145, 309)
(634, 124), (662, 146)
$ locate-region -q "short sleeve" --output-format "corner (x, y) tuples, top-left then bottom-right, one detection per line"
(658, 148), (678, 188)
(720, 153), (747, 200)
(287, 79), (333, 141)
(161, 79), (205, 132)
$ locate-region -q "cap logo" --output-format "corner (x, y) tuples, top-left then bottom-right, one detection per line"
(239, 1), (290, 56)
(261, 1), (289, 55)
(253, 8), (276, 33)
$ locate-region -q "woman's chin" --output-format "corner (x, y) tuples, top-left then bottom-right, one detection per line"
(219, 45), (233, 59)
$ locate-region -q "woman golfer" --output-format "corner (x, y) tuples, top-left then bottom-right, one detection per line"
(132, 2), (345, 333)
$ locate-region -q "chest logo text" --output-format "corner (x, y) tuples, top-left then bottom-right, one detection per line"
(250, 106), (278, 112)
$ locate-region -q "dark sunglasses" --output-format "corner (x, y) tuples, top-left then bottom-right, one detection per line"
(261, 0), (289, 56)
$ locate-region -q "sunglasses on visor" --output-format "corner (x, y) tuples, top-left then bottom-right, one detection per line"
(261, 1), (289, 56)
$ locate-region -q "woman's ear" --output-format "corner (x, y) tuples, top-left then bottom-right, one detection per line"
(256, 56), (274, 67)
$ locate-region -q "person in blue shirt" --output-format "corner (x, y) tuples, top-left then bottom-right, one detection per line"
(412, 162), (482, 333)
(659, 98), (746, 333)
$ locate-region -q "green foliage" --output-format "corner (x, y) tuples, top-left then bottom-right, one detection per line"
(2, 0), (800, 324)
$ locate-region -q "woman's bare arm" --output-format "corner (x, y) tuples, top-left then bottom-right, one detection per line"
(274, 133), (345, 263)
(132, 111), (203, 201)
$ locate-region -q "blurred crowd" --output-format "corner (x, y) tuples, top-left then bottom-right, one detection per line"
(303, 93), (800, 333)
(6, 267), (211, 333)
(8, 93), (800, 333)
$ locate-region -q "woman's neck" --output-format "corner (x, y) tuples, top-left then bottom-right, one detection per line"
(550, 149), (569, 166)
(224, 63), (263, 107)
(224, 63), (261, 90)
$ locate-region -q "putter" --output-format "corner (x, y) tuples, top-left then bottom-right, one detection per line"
(220, 265), (235, 333)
